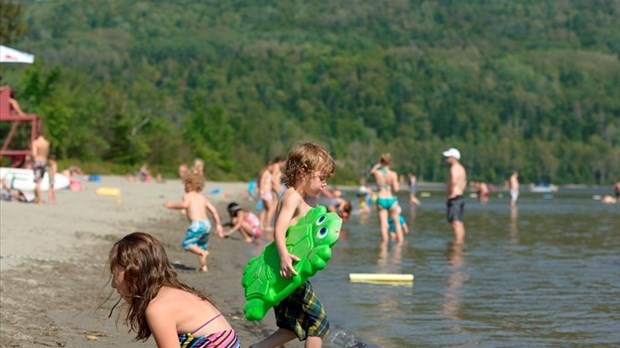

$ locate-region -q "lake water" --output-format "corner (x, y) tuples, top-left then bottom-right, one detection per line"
(312, 190), (620, 347)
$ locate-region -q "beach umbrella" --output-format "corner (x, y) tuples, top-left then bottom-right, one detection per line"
(0, 45), (35, 64)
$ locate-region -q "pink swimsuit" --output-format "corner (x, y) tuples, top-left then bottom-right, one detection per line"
(244, 212), (261, 239)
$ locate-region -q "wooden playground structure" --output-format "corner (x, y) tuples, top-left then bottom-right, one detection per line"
(0, 87), (40, 166)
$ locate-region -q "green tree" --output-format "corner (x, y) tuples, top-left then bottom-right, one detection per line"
(0, 0), (27, 44)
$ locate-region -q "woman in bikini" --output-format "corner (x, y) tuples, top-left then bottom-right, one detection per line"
(370, 153), (404, 243)
(107, 232), (241, 347)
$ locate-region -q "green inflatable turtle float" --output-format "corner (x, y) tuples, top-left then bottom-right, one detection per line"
(241, 205), (342, 321)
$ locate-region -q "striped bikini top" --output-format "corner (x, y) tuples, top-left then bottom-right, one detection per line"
(178, 313), (241, 348)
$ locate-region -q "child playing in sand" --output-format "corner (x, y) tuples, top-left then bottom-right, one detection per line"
(223, 202), (262, 242)
(164, 172), (223, 272)
(107, 232), (241, 347)
(250, 142), (335, 348)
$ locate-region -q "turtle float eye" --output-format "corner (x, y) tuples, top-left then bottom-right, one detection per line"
(317, 226), (328, 239)
(315, 215), (326, 225)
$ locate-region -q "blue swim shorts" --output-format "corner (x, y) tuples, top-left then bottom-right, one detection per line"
(182, 220), (212, 251)
(388, 215), (407, 233)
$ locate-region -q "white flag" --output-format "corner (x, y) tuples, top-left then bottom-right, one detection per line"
(0, 45), (35, 64)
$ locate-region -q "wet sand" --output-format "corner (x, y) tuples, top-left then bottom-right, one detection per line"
(0, 176), (307, 347)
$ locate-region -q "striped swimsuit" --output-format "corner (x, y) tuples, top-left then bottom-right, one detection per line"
(178, 313), (241, 348)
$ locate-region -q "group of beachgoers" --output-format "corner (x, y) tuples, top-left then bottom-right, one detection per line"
(109, 144), (489, 348)
(353, 149), (471, 245)
(118, 143), (502, 347)
(4, 133), (617, 348)
(112, 142), (339, 348)
(350, 148), (497, 246)
(216, 145), (616, 256)
(3, 115), (615, 348)
(3, 84), (616, 347)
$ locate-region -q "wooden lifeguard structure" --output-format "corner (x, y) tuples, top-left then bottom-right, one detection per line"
(0, 87), (40, 166)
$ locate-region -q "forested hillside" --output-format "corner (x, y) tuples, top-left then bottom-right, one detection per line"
(2, 0), (619, 184)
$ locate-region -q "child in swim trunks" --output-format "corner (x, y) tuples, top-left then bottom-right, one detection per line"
(249, 142), (335, 348)
(224, 202), (262, 242)
(164, 172), (223, 272)
(107, 232), (240, 347)
(388, 214), (409, 238)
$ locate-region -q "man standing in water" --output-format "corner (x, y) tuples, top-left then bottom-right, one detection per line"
(32, 130), (50, 204)
(443, 148), (467, 244)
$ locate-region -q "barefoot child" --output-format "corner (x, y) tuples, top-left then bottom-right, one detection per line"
(107, 232), (241, 347)
(250, 142), (335, 348)
(224, 202), (262, 242)
(164, 172), (223, 272)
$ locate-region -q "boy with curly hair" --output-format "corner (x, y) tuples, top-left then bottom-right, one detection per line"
(164, 172), (224, 272)
(251, 142), (335, 348)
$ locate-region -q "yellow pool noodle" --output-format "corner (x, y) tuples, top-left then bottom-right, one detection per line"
(349, 273), (414, 283)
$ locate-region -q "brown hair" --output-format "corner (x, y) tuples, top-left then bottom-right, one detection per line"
(379, 153), (392, 166)
(183, 171), (205, 192)
(342, 200), (352, 215)
(283, 142), (335, 188)
(107, 232), (211, 341)
(271, 155), (286, 164)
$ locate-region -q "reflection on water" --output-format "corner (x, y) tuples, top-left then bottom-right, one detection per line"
(510, 205), (519, 243)
(407, 205), (417, 238)
(441, 242), (469, 330)
(357, 210), (371, 225)
(377, 241), (403, 269)
(315, 190), (620, 347)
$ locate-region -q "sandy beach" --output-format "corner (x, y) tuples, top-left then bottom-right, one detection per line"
(0, 176), (309, 347)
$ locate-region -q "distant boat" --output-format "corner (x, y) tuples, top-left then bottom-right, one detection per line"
(529, 183), (558, 193)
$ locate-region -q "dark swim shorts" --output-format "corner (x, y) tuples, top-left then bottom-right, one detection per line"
(33, 160), (47, 182)
(446, 195), (465, 222)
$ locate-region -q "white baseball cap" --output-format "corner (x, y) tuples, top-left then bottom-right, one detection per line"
(442, 148), (461, 160)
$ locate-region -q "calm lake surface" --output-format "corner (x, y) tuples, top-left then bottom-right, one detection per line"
(312, 189), (620, 347)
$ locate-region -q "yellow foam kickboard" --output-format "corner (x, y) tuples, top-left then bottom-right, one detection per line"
(96, 187), (120, 196)
(95, 187), (122, 205)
